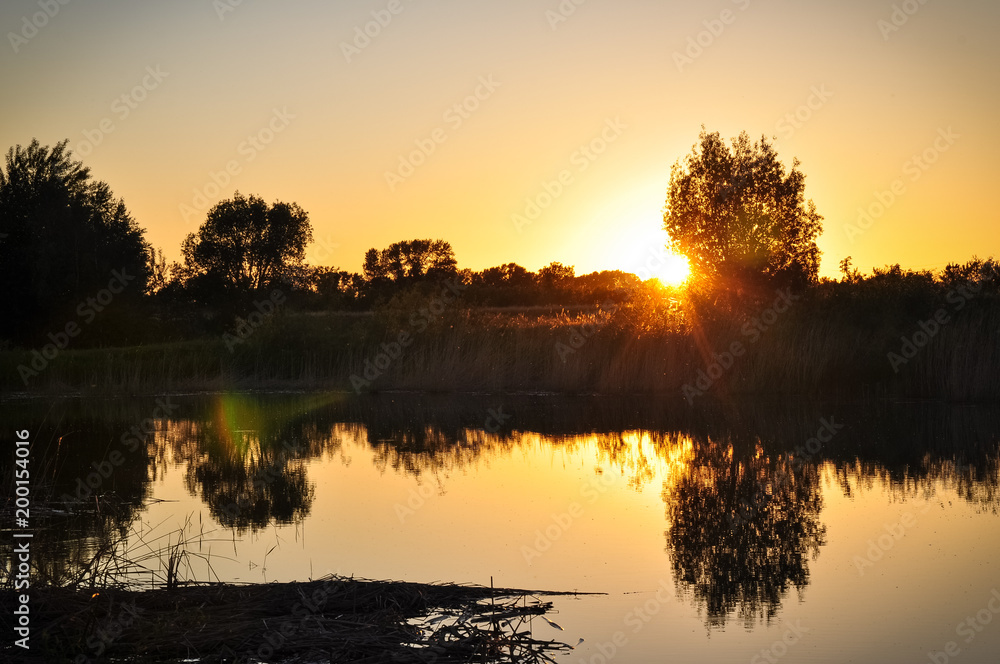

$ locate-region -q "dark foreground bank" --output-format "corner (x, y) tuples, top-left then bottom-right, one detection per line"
(0, 575), (589, 663)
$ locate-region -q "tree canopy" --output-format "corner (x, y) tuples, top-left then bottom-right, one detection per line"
(479, 263), (534, 289)
(0, 139), (151, 342)
(180, 192), (313, 295)
(664, 129), (822, 293)
(362, 239), (457, 283)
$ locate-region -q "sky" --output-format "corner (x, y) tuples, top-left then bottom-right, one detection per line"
(2, 0), (998, 279)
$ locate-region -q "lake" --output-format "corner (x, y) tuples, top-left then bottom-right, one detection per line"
(4, 393), (999, 663)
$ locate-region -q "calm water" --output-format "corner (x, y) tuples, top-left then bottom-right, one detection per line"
(3, 393), (999, 663)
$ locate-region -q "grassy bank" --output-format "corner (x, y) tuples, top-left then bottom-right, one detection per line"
(2, 290), (997, 400)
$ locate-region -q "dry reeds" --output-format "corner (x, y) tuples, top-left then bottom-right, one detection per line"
(5, 575), (588, 663)
(1, 289), (997, 400)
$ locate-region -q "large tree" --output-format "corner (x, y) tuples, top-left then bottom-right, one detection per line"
(362, 239), (457, 283)
(479, 263), (533, 289)
(0, 139), (151, 343)
(180, 192), (313, 295)
(663, 129), (822, 292)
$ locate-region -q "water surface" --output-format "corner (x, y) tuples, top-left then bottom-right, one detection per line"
(4, 394), (999, 663)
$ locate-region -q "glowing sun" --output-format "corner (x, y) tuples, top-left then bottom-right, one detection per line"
(655, 252), (691, 287)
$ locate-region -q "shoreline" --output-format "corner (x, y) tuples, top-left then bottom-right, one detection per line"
(1, 575), (596, 663)
(1, 385), (996, 407)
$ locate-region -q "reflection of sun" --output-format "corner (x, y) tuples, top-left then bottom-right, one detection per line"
(655, 252), (691, 288)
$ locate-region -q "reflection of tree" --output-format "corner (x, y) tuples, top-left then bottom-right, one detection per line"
(179, 398), (317, 534)
(663, 438), (826, 628)
(367, 426), (509, 480)
(831, 457), (999, 514)
(150, 394), (332, 534)
(187, 439), (314, 533)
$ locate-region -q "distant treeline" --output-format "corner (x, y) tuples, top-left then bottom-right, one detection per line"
(2, 138), (999, 405)
(0, 139), (640, 348)
(2, 253), (998, 400)
(167, 237), (639, 313)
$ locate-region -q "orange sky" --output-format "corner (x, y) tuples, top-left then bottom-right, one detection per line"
(2, 0), (997, 279)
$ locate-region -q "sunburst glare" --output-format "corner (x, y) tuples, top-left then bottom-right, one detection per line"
(654, 252), (691, 288)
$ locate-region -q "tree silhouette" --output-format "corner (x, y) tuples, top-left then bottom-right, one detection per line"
(308, 266), (359, 309)
(360, 239), (458, 304)
(538, 261), (574, 287)
(664, 129), (822, 293)
(0, 139), (151, 343)
(473, 263), (537, 305)
(179, 192), (312, 296)
(362, 239), (457, 283)
(480, 263), (533, 289)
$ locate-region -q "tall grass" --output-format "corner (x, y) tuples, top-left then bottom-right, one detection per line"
(1, 290), (997, 400)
